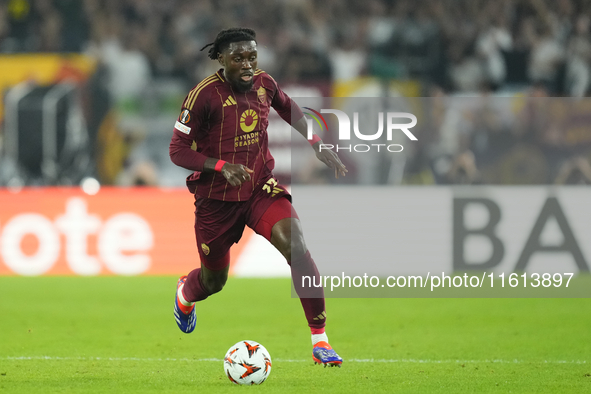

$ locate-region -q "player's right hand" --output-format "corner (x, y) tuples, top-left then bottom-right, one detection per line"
(221, 163), (254, 186)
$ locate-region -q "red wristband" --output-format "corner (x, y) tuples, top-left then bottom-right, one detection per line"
(308, 134), (322, 146)
(214, 160), (227, 172)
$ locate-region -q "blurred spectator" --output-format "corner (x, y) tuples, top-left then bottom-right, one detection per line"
(34, 1), (63, 52)
(565, 15), (591, 97)
(447, 43), (485, 92)
(475, 4), (513, 88)
(555, 156), (591, 184)
(85, 11), (152, 103)
(446, 150), (481, 185)
(328, 33), (366, 81)
(116, 159), (159, 187)
(0, 5), (10, 50)
(526, 20), (565, 91)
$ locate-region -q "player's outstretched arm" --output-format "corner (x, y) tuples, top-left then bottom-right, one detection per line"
(292, 116), (348, 179)
(267, 73), (346, 178)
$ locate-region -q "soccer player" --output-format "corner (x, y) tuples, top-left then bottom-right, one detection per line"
(169, 28), (346, 367)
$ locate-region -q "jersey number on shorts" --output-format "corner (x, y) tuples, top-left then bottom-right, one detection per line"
(263, 178), (283, 197)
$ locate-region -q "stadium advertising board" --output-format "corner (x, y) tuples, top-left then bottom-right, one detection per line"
(0, 188), (255, 276)
(2, 186), (589, 298)
(291, 186), (591, 297)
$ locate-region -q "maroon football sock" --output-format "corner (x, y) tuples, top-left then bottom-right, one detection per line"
(289, 251), (326, 331)
(182, 268), (210, 302)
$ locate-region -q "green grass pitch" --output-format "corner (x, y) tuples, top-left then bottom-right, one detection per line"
(1, 276), (590, 393)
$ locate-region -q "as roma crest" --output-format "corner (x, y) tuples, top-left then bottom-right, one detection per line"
(201, 243), (210, 255)
(257, 87), (266, 103)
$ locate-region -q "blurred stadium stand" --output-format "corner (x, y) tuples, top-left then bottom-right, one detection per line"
(1, 0), (591, 187)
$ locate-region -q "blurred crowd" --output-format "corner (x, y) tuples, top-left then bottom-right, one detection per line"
(1, 0), (591, 187)
(292, 93), (591, 186)
(404, 94), (591, 186)
(1, 0), (591, 95)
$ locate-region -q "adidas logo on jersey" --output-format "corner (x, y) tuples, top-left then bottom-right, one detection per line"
(223, 96), (237, 107)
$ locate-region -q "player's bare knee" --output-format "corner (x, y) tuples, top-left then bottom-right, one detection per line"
(272, 223), (307, 262)
(279, 237), (306, 262)
(271, 230), (291, 260)
(290, 235), (307, 261)
(289, 220), (307, 260)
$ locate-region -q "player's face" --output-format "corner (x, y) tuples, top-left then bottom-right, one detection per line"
(219, 41), (258, 92)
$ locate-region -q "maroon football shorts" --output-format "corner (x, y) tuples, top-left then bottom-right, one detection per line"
(193, 177), (293, 270)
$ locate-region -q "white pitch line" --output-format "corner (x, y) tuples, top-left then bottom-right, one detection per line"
(0, 356), (587, 364)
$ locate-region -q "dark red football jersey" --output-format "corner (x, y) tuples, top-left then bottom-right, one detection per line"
(169, 69), (303, 201)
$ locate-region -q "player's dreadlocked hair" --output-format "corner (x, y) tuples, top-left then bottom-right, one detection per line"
(200, 28), (257, 60)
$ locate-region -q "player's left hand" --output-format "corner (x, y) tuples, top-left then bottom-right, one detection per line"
(313, 142), (347, 179)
